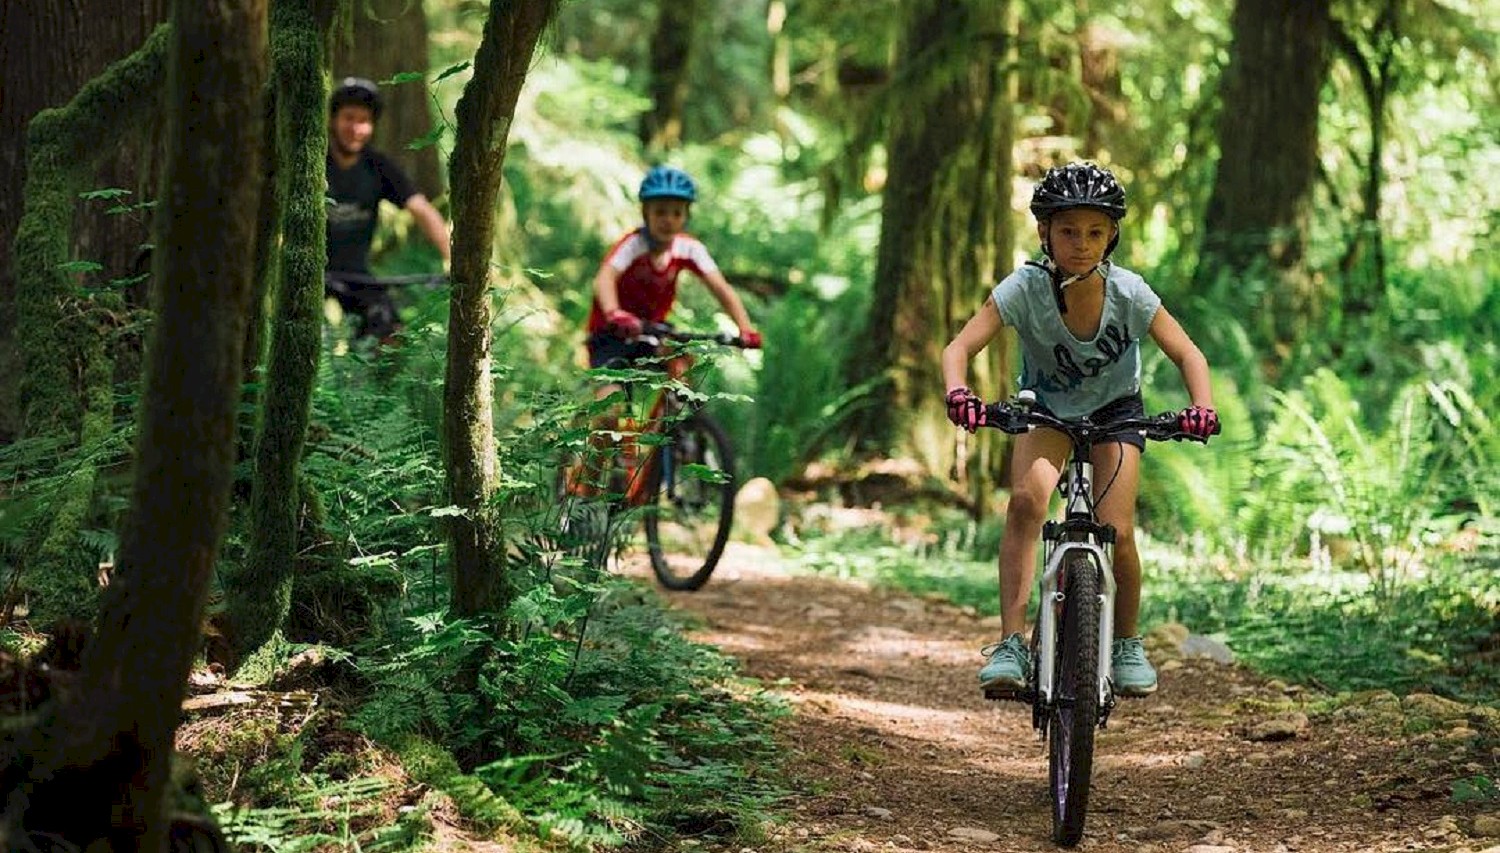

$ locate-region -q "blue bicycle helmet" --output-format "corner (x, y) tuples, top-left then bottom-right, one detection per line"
(638, 166), (698, 203)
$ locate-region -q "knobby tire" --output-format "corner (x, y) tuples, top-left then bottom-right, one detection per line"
(1049, 552), (1101, 846)
(644, 412), (735, 591)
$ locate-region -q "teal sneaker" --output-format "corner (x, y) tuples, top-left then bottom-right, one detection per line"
(979, 633), (1031, 696)
(1111, 636), (1158, 697)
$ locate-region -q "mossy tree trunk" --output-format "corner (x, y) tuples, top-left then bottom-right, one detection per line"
(639, 0), (703, 151)
(7, 26), (171, 628)
(846, 0), (1012, 484)
(224, 0), (342, 662)
(0, 0), (168, 444)
(445, 0), (558, 619)
(1194, 0), (1330, 359)
(0, 0), (267, 848)
(243, 83), (283, 418)
(332, 0), (444, 197)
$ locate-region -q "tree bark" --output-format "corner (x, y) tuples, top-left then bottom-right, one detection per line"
(1195, 0), (1331, 354)
(332, 0), (444, 197)
(1328, 11), (1394, 311)
(225, 0), (339, 661)
(7, 26), (171, 628)
(0, 0), (168, 442)
(639, 0), (703, 151)
(446, 0), (558, 619)
(846, 0), (1012, 481)
(0, 0), (266, 848)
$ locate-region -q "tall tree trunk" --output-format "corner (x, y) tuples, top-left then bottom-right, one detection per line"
(846, 0), (1011, 480)
(243, 83), (282, 421)
(1328, 9), (1395, 314)
(7, 27), (171, 628)
(0, 0), (266, 848)
(0, 0), (168, 442)
(225, 0), (339, 661)
(639, 0), (703, 151)
(446, 0), (558, 619)
(960, 2), (1017, 513)
(1195, 0), (1330, 356)
(332, 0), (444, 197)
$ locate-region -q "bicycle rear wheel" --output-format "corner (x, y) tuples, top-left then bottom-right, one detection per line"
(643, 412), (735, 590)
(1048, 552), (1101, 846)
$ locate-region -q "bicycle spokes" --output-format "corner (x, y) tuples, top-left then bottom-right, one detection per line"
(644, 414), (735, 591)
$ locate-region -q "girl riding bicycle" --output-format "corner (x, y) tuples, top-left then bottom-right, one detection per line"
(940, 162), (1219, 699)
(567, 166), (762, 499)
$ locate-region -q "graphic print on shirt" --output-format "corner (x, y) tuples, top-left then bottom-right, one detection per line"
(1023, 321), (1135, 395)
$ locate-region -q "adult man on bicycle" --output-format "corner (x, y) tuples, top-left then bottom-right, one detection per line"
(325, 77), (450, 341)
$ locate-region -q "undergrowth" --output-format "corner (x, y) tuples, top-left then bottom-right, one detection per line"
(200, 306), (787, 851)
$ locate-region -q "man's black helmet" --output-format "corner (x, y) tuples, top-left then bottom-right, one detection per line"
(330, 77), (382, 119)
(1029, 162), (1127, 221)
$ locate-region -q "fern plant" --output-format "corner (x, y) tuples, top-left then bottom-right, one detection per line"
(1238, 368), (1489, 597)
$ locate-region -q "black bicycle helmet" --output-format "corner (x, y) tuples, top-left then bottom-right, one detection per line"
(330, 77), (382, 119)
(1029, 162), (1127, 221)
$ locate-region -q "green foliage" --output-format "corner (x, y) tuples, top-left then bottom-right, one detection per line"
(1141, 551), (1500, 702)
(1237, 368), (1490, 595)
(734, 287), (882, 482)
(351, 588), (785, 847)
(1452, 775), (1500, 804)
(214, 777), (426, 852)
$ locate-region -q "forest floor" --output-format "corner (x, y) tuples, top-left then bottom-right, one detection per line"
(629, 542), (1500, 853)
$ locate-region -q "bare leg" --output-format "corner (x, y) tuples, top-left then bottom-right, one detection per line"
(998, 429), (1071, 636)
(566, 382), (627, 497)
(1091, 441), (1143, 637)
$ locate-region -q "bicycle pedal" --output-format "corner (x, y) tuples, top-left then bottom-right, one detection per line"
(981, 684), (1030, 703)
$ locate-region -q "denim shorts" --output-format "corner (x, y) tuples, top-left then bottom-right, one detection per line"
(1035, 392), (1147, 451)
(586, 332), (657, 370)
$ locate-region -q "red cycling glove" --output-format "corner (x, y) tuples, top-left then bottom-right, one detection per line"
(605, 308), (643, 339)
(739, 328), (763, 349)
(1179, 405), (1220, 439)
(945, 387), (987, 433)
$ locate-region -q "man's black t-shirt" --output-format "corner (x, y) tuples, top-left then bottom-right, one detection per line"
(326, 148), (417, 273)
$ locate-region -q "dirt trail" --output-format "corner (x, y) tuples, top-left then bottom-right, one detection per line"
(643, 544), (1498, 853)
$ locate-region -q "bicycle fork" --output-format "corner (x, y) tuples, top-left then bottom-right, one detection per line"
(1032, 461), (1119, 732)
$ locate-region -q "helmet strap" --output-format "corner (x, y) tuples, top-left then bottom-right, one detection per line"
(639, 224), (667, 253)
(1026, 256), (1108, 316)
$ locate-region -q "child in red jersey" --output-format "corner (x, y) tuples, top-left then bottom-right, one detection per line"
(568, 166), (761, 499)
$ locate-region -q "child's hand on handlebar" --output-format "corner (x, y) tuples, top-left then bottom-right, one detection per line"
(1178, 405), (1220, 439)
(738, 327), (762, 349)
(945, 386), (988, 433)
(606, 308), (643, 339)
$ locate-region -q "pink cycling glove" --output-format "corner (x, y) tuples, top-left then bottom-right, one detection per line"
(945, 387), (987, 433)
(1179, 405), (1220, 439)
(605, 308), (643, 339)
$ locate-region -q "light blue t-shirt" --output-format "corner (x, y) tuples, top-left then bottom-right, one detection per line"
(990, 262), (1162, 418)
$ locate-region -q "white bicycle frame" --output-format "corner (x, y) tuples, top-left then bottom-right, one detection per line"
(1032, 455), (1117, 713)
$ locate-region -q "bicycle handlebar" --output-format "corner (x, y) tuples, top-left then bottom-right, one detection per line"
(980, 399), (1218, 445)
(324, 271), (448, 288)
(636, 322), (750, 349)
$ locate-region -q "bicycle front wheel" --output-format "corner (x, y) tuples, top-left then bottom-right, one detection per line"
(643, 412), (735, 591)
(1048, 552), (1102, 847)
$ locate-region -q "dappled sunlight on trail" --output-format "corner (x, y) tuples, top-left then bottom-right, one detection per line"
(648, 542), (1498, 853)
